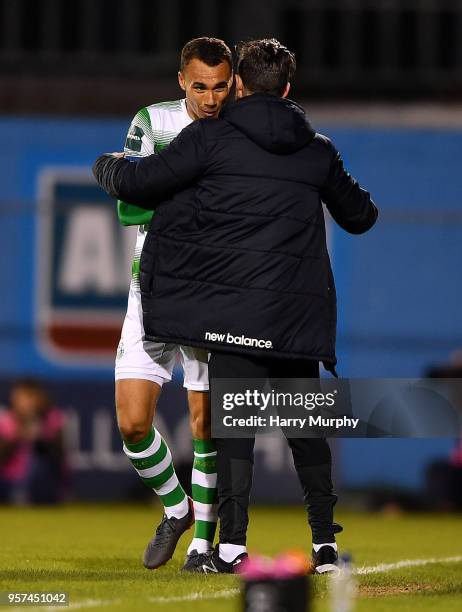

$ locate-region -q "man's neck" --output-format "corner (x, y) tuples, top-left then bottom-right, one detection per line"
(185, 100), (198, 121)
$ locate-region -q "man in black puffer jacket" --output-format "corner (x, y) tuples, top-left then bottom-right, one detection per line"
(94, 39), (378, 574)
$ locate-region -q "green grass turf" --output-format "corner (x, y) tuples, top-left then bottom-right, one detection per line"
(0, 504), (461, 611)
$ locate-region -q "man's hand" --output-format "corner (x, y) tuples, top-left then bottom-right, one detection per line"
(110, 152), (126, 158)
(93, 120), (207, 207)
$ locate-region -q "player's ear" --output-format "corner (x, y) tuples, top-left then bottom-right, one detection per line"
(282, 82), (291, 98)
(235, 74), (244, 99)
(178, 71), (186, 91)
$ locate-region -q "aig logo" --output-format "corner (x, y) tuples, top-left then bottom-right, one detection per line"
(36, 168), (136, 365)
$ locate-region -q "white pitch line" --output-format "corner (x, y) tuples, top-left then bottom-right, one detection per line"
(8, 599), (119, 612)
(145, 555), (462, 605)
(147, 588), (240, 604)
(355, 555), (462, 575)
(9, 555), (462, 610)
(59, 599), (120, 610)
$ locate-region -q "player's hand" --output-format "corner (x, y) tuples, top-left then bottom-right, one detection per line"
(110, 152), (126, 158)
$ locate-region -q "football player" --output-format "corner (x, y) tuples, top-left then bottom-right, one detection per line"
(115, 37), (233, 571)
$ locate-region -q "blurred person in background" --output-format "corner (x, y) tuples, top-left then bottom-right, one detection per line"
(0, 378), (68, 504)
(114, 37), (233, 572)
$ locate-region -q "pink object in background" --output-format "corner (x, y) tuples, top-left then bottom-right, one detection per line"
(450, 440), (462, 467)
(239, 555), (273, 580)
(0, 408), (65, 482)
(272, 550), (312, 578)
(241, 550), (312, 580)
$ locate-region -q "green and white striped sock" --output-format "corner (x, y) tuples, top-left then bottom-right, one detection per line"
(187, 439), (218, 555)
(123, 428), (189, 519)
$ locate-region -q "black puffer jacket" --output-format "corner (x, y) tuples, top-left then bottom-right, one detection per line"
(93, 94), (378, 366)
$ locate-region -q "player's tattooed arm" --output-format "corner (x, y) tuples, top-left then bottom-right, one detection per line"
(93, 120), (207, 209)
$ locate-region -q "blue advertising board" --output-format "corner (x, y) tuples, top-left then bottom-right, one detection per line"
(0, 115), (460, 493)
(36, 169), (135, 363)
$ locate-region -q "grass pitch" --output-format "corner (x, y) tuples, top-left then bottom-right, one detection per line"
(0, 504), (461, 611)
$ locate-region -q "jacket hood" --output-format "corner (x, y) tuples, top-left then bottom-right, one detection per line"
(220, 93), (315, 154)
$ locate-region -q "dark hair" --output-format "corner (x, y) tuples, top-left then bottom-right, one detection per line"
(236, 38), (296, 96)
(10, 378), (50, 402)
(180, 37), (233, 72)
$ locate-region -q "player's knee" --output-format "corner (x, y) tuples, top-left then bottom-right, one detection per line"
(188, 391), (211, 439)
(118, 416), (151, 445)
(190, 410), (211, 439)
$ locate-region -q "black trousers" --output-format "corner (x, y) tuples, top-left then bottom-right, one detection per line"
(209, 351), (340, 546)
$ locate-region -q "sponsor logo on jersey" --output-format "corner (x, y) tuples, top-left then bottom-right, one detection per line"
(37, 168), (136, 365)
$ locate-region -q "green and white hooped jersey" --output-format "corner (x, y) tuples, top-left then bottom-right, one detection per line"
(118, 99), (193, 289)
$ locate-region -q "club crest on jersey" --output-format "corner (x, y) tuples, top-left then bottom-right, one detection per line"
(36, 168), (136, 365)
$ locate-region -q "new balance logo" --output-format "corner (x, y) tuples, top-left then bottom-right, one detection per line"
(202, 561), (219, 573)
(204, 331), (273, 350)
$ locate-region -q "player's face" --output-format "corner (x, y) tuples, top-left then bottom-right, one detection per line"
(179, 59), (232, 120)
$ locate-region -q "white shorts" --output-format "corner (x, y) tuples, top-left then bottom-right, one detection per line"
(115, 285), (209, 390)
